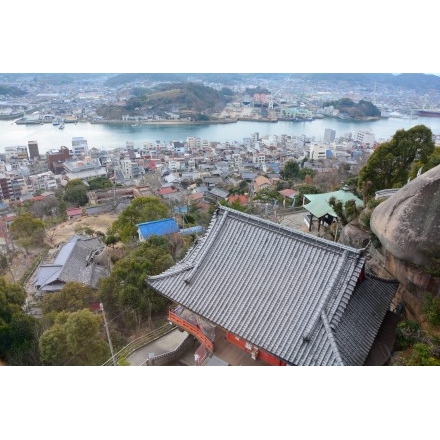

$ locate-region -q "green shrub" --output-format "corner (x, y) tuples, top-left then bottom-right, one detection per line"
(407, 343), (440, 366)
(422, 293), (440, 326)
(394, 320), (422, 351)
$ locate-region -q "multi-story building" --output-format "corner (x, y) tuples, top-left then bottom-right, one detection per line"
(309, 143), (327, 160)
(4, 146), (28, 162)
(63, 157), (106, 181)
(119, 158), (141, 180)
(324, 128), (336, 143)
(46, 147), (72, 173)
(28, 140), (40, 160)
(28, 172), (58, 193)
(354, 130), (375, 149)
(71, 137), (89, 157)
(0, 174), (22, 202)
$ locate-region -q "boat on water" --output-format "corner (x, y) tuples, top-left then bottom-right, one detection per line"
(416, 109), (440, 117)
(59, 124), (65, 129)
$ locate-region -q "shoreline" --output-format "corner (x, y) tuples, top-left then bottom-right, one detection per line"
(89, 119), (238, 126)
(89, 115), (383, 126)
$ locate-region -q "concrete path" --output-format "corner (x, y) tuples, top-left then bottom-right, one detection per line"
(126, 329), (189, 366)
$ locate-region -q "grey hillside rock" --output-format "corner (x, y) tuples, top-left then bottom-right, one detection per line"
(370, 164), (440, 268)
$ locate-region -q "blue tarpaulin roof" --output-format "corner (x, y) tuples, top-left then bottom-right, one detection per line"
(137, 218), (180, 240)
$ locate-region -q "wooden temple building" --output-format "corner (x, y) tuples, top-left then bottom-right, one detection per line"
(147, 206), (400, 366)
(302, 187), (364, 232)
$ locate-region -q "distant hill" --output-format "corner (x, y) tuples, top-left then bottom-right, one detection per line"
(3, 72), (440, 93)
(292, 73), (440, 92)
(323, 97), (381, 119)
(0, 84), (27, 97)
(96, 82), (230, 120)
(102, 73), (440, 92)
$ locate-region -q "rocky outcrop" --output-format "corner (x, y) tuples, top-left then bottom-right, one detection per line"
(338, 218), (370, 249)
(367, 164), (440, 319)
(370, 164), (440, 269)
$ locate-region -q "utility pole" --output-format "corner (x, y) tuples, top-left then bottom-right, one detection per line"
(100, 302), (117, 366)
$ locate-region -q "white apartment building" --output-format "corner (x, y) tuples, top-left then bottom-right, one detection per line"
(252, 153), (266, 166)
(120, 158), (141, 180)
(4, 146), (28, 161)
(29, 172), (58, 193)
(231, 153), (243, 170)
(71, 137), (89, 157)
(309, 143), (327, 160)
(354, 130), (375, 149)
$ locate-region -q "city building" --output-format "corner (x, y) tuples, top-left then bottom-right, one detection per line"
(354, 129), (375, 149)
(309, 143), (327, 160)
(4, 146), (28, 162)
(324, 128), (336, 143)
(63, 157), (107, 181)
(46, 147), (72, 173)
(0, 175), (22, 202)
(71, 137), (89, 157)
(28, 171), (59, 193)
(28, 140), (40, 160)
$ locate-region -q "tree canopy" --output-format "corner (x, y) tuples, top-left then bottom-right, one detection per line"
(109, 196), (170, 243)
(9, 212), (45, 254)
(0, 277), (40, 365)
(358, 125), (435, 199)
(98, 236), (175, 333)
(40, 282), (99, 315)
(63, 179), (89, 206)
(39, 309), (109, 366)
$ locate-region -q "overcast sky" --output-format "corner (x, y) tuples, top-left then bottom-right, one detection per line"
(1, 2), (438, 74)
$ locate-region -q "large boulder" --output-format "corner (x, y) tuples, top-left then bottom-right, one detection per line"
(370, 164), (440, 269)
(338, 218), (370, 249)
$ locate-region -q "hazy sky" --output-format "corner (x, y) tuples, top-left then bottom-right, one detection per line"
(1, 2), (438, 74)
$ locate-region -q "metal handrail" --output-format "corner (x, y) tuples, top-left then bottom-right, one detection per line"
(102, 322), (176, 366)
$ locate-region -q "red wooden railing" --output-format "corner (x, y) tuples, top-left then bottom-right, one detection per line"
(169, 310), (214, 352)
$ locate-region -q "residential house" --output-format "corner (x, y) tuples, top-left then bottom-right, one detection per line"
(33, 235), (110, 297)
(253, 175), (271, 193)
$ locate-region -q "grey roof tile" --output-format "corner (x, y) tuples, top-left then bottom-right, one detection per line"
(34, 235), (108, 292)
(148, 207), (396, 365)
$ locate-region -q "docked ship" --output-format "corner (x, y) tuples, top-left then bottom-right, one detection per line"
(416, 109), (440, 117)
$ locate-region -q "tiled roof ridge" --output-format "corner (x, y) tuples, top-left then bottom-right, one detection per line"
(364, 270), (399, 284)
(321, 310), (345, 366)
(148, 208), (220, 281)
(301, 250), (350, 342)
(183, 209), (230, 284)
(328, 255), (365, 329)
(219, 205), (365, 255)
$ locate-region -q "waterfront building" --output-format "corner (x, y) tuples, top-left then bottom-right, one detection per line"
(324, 128), (336, 143)
(4, 146), (28, 162)
(28, 140), (40, 160)
(354, 129), (375, 149)
(71, 136), (89, 157)
(46, 147), (72, 173)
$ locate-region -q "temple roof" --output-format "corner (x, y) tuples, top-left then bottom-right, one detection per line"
(147, 206), (398, 366)
(303, 189), (364, 219)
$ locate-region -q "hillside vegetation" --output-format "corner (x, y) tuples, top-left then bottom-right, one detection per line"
(323, 98), (381, 119)
(96, 82), (230, 120)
